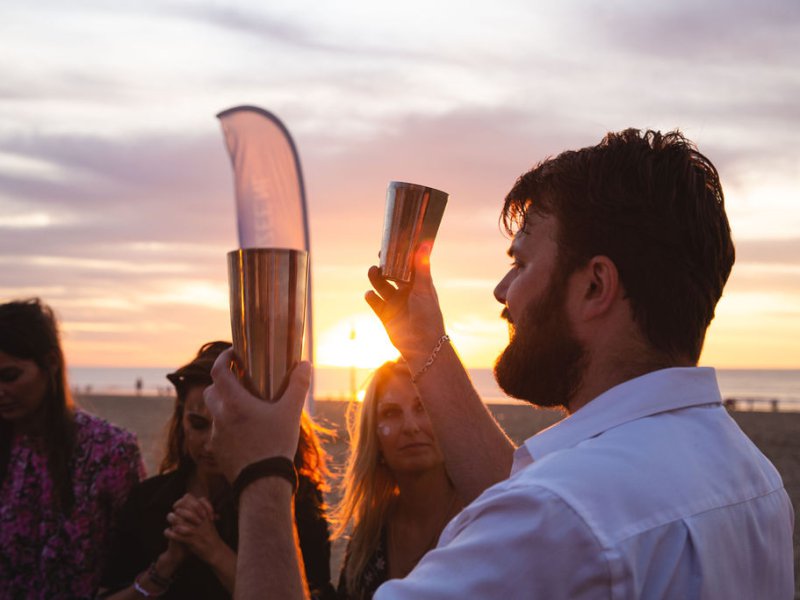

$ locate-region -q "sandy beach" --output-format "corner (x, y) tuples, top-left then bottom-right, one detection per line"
(78, 394), (799, 597)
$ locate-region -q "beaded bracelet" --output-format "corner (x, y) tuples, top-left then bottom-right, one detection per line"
(411, 334), (450, 383)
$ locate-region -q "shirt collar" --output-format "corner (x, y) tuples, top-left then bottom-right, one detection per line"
(512, 367), (722, 474)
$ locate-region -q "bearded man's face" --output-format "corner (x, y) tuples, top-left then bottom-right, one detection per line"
(492, 214), (586, 409)
(494, 271), (586, 409)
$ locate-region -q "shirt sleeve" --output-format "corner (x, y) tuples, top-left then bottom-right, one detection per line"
(374, 483), (611, 600)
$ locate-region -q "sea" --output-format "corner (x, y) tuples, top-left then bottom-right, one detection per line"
(68, 366), (800, 412)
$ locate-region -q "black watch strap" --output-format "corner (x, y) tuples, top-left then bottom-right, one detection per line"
(232, 456), (298, 505)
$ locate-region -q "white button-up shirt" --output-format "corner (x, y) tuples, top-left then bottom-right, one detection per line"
(375, 367), (795, 599)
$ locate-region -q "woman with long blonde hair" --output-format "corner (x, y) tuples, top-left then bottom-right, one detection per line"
(334, 359), (462, 599)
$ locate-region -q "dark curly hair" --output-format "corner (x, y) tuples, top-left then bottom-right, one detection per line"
(501, 129), (735, 363)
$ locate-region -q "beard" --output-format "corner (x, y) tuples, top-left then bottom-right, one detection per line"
(494, 276), (587, 410)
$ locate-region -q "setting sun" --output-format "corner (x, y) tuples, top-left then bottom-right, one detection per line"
(316, 313), (400, 369)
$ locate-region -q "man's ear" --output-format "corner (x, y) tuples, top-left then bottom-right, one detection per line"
(577, 255), (620, 320)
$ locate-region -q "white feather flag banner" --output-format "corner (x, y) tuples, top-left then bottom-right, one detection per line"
(217, 105), (309, 250)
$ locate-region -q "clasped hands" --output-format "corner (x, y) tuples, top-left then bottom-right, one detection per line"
(164, 493), (223, 564)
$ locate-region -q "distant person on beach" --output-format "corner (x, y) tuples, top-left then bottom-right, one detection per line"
(99, 340), (336, 599)
(203, 129), (795, 599)
(0, 298), (145, 599)
(333, 360), (462, 599)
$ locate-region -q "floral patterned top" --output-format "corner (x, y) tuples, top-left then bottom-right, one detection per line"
(0, 410), (145, 599)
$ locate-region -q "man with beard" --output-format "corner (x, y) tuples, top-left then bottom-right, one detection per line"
(204, 129), (794, 599)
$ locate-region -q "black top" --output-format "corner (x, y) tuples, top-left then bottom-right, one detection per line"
(337, 528), (388, 600)
(100, 467), (335, 599)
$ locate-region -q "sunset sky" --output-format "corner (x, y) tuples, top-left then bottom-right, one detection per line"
(1, 0), (798, 370)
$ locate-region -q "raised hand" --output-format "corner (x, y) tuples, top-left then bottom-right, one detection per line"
(365, 242), (447, 370)
(204, 349), (310, 482)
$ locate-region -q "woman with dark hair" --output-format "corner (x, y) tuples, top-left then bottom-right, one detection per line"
(333, 359), (462, 599)
(0, 298), (145, 599)
(100, 341), (336, 599)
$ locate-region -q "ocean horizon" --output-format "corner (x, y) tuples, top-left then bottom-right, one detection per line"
(68, 365), (800, 411)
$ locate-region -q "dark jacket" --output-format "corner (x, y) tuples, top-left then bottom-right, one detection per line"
(100, 467), (334, 598)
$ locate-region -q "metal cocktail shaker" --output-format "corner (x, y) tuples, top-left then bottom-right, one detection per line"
(227, 248), (308, 401)
(379, 181), (448, 283)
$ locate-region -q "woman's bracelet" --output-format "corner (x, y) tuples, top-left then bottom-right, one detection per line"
(147, 562), (173, 589)
(411, 334), (450, 383)
(133, 575), (164, 598)
(132, 561), (172, 597)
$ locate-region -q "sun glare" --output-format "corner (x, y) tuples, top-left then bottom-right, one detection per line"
(316, 314), (399, 369)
